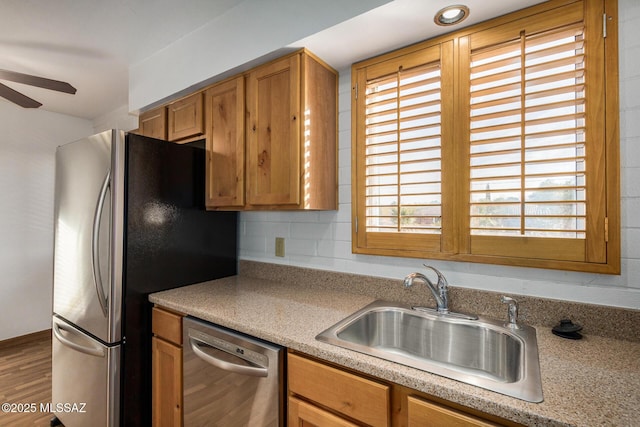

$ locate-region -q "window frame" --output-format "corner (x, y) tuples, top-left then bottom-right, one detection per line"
(351, 0), (620, 274)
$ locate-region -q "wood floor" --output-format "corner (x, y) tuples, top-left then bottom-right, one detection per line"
(0, 330), (53, 427)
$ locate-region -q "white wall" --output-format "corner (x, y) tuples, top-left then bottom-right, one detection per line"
(92, 104), (139, 134)
(128, 0), (390, 112)
(239, 0), (640, 310)
(0, 102), (93, 340)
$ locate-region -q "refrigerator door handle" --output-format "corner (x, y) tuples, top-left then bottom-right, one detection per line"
(188, 337), (268, 378)
(53, 321), (105, 358)
(91, 169), (110, 317)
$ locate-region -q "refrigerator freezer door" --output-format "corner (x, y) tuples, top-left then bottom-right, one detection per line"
(53, 130), (123, 343)
(52, 316), (120, 427)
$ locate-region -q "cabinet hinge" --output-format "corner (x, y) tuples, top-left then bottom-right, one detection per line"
(604, 217), (609, 242)
(603, 13), (608, 38)
(355, 216), (358, 233)
(354, 83), (358, 100)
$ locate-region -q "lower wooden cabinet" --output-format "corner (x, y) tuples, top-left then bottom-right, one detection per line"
(152, 337), (182, 427)
(152, 307), (183, 427)
(289, 396), (359, 427)
(288, 352), (390, 427)
(288, 351), (521, 427)
(406, 395), (501, 427)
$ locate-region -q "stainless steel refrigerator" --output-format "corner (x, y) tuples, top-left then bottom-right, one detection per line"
(51, 130), (237, 427)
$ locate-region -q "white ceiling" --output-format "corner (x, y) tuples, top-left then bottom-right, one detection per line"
(0, 0), (545, 121)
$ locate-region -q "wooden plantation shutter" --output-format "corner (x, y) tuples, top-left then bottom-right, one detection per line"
(366, 64), (442, 232)
(353, 44), (454, 256)
(463, 1), (608, 264)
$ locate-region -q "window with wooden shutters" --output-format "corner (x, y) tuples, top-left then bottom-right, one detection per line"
(353, 44), (454, 256)
(352, 0), (619, 273)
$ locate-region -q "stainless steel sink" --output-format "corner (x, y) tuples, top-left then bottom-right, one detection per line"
(316, 300), (543, 402)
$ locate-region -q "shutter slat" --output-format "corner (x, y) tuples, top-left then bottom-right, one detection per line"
(472, 39), (521, 62)
(471, 107), (521, 123)
(472, 94), (521, 111)
(525, 83), (584, 101)
(526, 68), (585, 90)
(470, 120), (521, 135)
(525, 55), (585, 77)
(525, 98), (585, 114)
(526, 39), (584, 62)
(471, 68), (521, 87)
(471, 81), (522, 100)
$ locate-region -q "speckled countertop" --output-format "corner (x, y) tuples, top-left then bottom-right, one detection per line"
(149, 274), (640, 427)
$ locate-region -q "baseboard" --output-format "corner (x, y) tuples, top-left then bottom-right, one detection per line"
(0, 329), (51, 348)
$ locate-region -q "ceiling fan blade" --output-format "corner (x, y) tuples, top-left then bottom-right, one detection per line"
(0, 69), (76, 94)
(0, 82), (42, 108)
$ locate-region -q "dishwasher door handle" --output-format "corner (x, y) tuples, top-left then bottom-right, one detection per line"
(189, 337), (268, 378)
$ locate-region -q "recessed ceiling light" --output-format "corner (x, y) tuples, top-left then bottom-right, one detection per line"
(434, 5), (469, 26)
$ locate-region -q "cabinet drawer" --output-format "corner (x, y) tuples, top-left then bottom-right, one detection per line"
(289, 396), (359, 427)
(288, 353), (389, 427)
(152, 307), (182, 346)
(407, 395), (500, 427)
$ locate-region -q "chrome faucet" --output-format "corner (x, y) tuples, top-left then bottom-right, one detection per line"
(501, 296), (519, 328)
(403, 265), (449, 314)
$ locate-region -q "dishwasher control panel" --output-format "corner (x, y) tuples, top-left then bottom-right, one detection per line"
(187, 327), (269, 368)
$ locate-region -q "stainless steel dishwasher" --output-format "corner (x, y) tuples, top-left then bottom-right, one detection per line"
(182, 316), (284, 427)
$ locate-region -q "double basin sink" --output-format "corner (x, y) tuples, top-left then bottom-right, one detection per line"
(316, 300), (543, 402)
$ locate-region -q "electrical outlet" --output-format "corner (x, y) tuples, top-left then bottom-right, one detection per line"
(275, 237), (285, 257)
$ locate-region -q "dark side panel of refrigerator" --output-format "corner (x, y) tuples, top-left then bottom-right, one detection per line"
(121, 134), (238, 426)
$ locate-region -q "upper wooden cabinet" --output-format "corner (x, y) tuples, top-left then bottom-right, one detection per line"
(244, 50), (338, 210)
(246, 53), (301, 207)
(138, 48), (338, 211)
(205, 76), (245, 209)
(139, 106), (167, 140)
(167, 92), (204, 142)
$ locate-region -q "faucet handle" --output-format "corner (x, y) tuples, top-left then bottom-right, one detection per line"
(423, 265), (447, 287)
(501, 296), (519, 327)
(423, 265), (449, 314)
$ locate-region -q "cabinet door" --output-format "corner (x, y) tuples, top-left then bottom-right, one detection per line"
(407, 395), (499, 427)
(205, 76), (245, 208)
(152, 337), (182, 427)
(139, 107), (167, 139)
(168, 92), (204, 142)
(288, 397), (359, 427)
(288, 353), (389, 427)
(246, 54), (301, 206)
